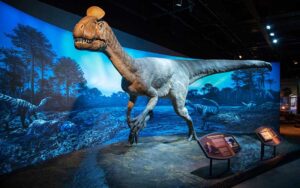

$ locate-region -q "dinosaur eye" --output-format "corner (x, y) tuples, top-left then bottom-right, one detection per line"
(97, 21), (104, 27)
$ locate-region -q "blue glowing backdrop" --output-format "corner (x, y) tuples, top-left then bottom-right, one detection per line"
(0, 2), (280, 174)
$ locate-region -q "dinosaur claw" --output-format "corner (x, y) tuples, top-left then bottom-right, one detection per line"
(128, 113), (152, 145)
(128, 129), (139, 145)
(128, 131), (134, 145)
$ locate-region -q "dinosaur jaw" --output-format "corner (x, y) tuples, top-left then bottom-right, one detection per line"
(74, 37), (106, 51)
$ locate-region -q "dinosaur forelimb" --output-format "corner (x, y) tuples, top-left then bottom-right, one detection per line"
(128, 93), (158, 144)
(128, 114), (151, 144)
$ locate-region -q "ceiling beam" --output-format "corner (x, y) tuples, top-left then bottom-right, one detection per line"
(152, 2), (194, 30)
(150, 5), (192, 19)
(196, 0), (246, 49)
(266, 11), (300, 21)
(108, 0), (147, 21)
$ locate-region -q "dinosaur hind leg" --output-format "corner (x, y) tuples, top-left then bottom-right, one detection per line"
(20, 111), (27, 128)
(4, 114), (12, 130)
(4, 113), (14, 131)
(171, 96), (198, 141)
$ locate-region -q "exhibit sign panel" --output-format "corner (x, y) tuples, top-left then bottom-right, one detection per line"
(198, 133), (240, 159)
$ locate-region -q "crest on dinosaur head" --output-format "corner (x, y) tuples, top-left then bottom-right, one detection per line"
(86, 6), (105, 20)
(73, 6), (109, 51)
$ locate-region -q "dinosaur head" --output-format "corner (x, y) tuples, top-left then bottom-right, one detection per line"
(73, 6), (109, 51)
(37, 97), (51, 110)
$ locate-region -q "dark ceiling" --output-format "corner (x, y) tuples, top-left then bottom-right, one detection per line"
(40, 0), (300, 79)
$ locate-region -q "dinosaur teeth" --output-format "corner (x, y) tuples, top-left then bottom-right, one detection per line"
(75, 38), (93, 43)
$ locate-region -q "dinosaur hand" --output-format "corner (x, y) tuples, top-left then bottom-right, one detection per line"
(128, 114), (150, 145)
(130, 114), (151, 132)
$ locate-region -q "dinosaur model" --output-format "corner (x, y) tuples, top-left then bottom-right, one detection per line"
(73, 6), (272, 144)
(242, 101), (257, 110)
(0, 93), (49, 129)
(186, 99), (219, 130)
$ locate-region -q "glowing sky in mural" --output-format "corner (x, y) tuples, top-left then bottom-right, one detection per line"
(0, 2), (280, 96)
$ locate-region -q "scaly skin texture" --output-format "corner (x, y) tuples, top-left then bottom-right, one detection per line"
(0, 93), (49, 129)
(73, 15), (272, 144)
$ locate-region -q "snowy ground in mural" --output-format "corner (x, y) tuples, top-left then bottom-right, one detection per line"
(0, 103), (279, 175)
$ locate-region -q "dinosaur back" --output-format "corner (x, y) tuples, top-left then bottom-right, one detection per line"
(0, 93), (36, 111)
(0, 93), (16, 105)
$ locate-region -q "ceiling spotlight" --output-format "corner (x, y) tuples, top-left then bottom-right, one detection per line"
(266, 25), (271, 30)
(270, 32), (275, 36)
(175, 0), (182, 7)
(238, 55), (242, 59)
(294, 61), (298, 65)
(272, 39), (278, 44)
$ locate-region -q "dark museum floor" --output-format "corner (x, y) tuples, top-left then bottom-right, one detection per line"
(0, 124), (299, 188)
(233, 123), (300, 188)
(233, 157), (300, 188)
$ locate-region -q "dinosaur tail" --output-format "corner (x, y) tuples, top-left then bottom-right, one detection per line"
(178, 59), (272, 84)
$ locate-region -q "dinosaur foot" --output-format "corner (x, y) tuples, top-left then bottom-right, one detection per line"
(128, 114), (151, 145)
(128, 130), (138, 145)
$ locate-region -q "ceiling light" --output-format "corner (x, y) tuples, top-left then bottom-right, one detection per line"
(175, 0), (182, 7)
(272, 39), (278, 44)
(266, 25), (271, 30)
(294, 61), (298, 65)
(270, 32), (275, 36)
(238, 55), (242, 59)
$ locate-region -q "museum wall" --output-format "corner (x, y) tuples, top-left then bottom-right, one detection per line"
(0, 2), (280, 175)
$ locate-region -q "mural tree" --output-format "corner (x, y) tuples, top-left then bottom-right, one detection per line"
(40, 77), (55, 96)
(187, 89), (199, 98)
(54, 57), (86, 104)
(36, 49), (55, 96)
(200, 87), (206, 95)
(200, 83), (212, 96)
(231, 70), (243, 104)
(6, 24), (54, 102)
(0, 48), (26, 96)
(266, 78), (275, 90)
(240, 69), (257, 101)
(220, 87), (233, 105)
(256, 68), (270, 89)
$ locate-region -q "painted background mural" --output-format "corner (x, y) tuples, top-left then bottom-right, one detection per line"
(0, 2), (280, 174)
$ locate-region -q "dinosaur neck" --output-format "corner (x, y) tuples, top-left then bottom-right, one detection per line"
(36, 99), (46, 111)
(103, 27), (136, 82)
